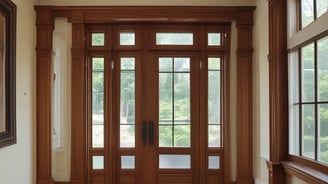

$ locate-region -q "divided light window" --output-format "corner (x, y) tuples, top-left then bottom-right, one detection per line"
(289, 36), (328, 164)
(301, 0), (328, 28)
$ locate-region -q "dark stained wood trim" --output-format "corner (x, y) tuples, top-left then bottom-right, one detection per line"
(236, 7), (254, 184)
(35, 6), (255, 183)
(35, 6), (55, 184)
(71, 21), (87, 184)
(282, 161), (328, 184)
(267, 0), (289, 183)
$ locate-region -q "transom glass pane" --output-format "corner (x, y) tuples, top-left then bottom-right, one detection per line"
(208, 33), (221, 46)
(158, 57), (191, 147)
(92, 33), (105, 46)
(301, 43), (315, 102)
(159, 154), (191, 169)
(92, 58), (104, 148)
(120, 57), (136, 148)
(156, 33), (193, 45)
(120, 32), (135, 46)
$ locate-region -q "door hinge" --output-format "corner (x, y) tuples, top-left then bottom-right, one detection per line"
(111, 60), (114, 69)
(200, 60), (202, 70)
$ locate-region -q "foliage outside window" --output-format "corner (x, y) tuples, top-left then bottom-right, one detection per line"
(289, 36), (328, 165)
(301, 0), (328, 29)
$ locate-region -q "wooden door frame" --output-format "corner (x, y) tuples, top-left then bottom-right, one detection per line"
(35, 6), (255, 184)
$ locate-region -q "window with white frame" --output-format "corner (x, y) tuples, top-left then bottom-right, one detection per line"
(289, 0), (328, 165)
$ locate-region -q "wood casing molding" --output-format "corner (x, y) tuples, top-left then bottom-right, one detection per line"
(267, 0), (289, 183)
(35, 6), (255, 184)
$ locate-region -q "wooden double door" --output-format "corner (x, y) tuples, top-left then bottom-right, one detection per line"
(87, 24), (229, 184)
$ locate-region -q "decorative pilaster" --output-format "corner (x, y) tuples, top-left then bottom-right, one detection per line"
(35, 6), (54, 184)
(267, 0), (288, 184)
(70, 11), (87, 184)
(236, 7), (255, 184)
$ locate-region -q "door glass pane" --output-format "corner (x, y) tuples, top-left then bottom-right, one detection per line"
(159, 154), (191, 169)
(92, 156), (104, 170)
(317, 0), (328, 18)
(156, 33), (193, 45)
(319, 104), (328, 164)
(92, 58), (104, 148)
(302, 104), (315, 159)
(301, 43), (315, 102)
(92, 33), (105, 46)
(174, 125), (190, 147)
(208, 33), (221, 46)
(120, 32), (135, 46)
(159, 125), (173, 147)
(208, 156), (220, 169)
(318, 36), (328, 101)
(301, 0), (314, 28)
(159, 57), (191, 148)
(208, 125), (221, 147)
(120, 57), (136, 148)
(208, 57), (221, 148)
(121, 156), (135, 169)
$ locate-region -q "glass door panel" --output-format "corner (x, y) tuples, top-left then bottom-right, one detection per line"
(158, 57), (191, 148)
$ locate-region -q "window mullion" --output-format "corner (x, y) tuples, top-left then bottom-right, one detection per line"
(314, 41), (318, 161)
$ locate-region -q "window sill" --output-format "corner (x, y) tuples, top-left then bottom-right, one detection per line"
(282, 161), (328, 184)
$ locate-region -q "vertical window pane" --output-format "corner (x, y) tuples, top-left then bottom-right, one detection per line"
(301, 0), (314, 28)
(208, 57), (221, 148)
(159, 125), (173, 147)
(159, 154), (191, 169)
(174, 125), (190, 147)
(158, 57), (191, 148)
(92, 58), (104, 148)
(92, 156), (104, 170)
(121, 156), (135, 169)
(156, 33), (193, 45)
(208, 70), (220, 125)
(301, 43), (315, 102)
(302, 104), (315, 159)
(159, 73), (173, 122)
(120, 32), (135, 46)
(174, 73), (190, 122)
(317, 0), (328, 18)
(120, 58), (135, 148)
(92, 33), (105, 46)
(208, 33), (221, 46)
(208, 156), (220, 169)
(319, 104), (328, 164)
(208, 125), (221, 147)
(318, 37), (328, 101)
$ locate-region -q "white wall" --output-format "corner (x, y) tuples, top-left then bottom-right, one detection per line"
(253, 0), (270, 184)
(0, 0), (36, 184)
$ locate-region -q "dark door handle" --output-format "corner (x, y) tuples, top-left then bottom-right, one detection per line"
(142, 121), (147, 145)
(149, 121), (154, 146)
